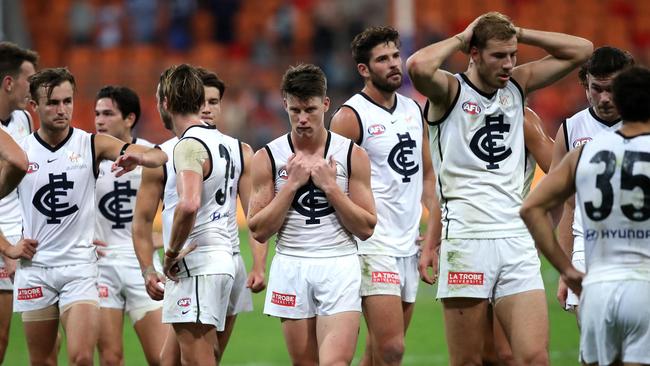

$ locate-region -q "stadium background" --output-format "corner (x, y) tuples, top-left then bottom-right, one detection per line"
(2, 0), (647, 364)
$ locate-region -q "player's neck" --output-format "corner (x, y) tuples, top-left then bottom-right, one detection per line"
(0, 98), (12, 122)
(291, 127), (327, 155)
(37, 126), (71, 147)
(362, 85), (396, 109)
(466, 67), (498, 95)
(172, 113), (202, 137)
(619, 121), (650, 136)
(116, 131), (133, 144)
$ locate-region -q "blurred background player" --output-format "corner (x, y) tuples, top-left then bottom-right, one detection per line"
(159, 64), (235, 366)
(16, 67), (166, 366)
(0, 41), (37, 364)
(521, 65), (650, 366)
(407, 11), (592, 365)
(93, 85), (168, 365)
(551, 46), (634, 316)
(330, 26), (437, 366)
(248, 64), (376, 366)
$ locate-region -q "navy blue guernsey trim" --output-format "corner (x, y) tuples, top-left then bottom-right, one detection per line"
(460, 73), (496, 99)
(510, 76), (525, 111)
(590, 107), (621, 128)
(182, 258), (190, 277)
(174, 137), (213, 181)
(35, 126), (74, 152)
(347, 140), (354, 177)
(238, 141), (244, 173)
(360, 92), (397, 114)
(337, 105), (363, 145)
(194, 276), (200, 322)
(286, 133), (294, 153)
(573, 144), (586, 192)
(615, 130), (650, 139)
(264, 145), (275, 180)
(426, 78), (461, 126)
(323, 131), (332, 158)
(435, 124), (450, 240)
(180, 123), (216, 138)
(22, 110), (32, 132)
(562, 121), (569, 152)
(90, 134), (99, 179)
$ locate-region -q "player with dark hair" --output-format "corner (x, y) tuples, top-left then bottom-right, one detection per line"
(248, 64), (376, 365)
(331, 26), (438, 366)
(93, 85), (168, 365)
(552, 46), (635, 316)
(521, 65), (650, 366)
(15, 67), (166, 366)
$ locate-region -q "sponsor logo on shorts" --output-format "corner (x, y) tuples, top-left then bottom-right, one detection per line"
(573, 137), (592, 148)
(462, 101), (481, 115)
(271, 291), (296, 307)
(368, 124), (386, 136)
(177, 297), (191, 307)
(371, 271), (400, 285)
(0, 267), (8, 279)
(98, 285), (109, 298)
(17, 287), (44, 300)
(448, 271), (484, 285)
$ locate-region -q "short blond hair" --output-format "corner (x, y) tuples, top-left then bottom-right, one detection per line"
(470, 12), (517, 50)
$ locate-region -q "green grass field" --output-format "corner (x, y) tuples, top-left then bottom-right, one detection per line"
(5, 232), (581, 365)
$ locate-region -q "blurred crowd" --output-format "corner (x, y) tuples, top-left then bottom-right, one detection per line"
(2, 0), (649, 148)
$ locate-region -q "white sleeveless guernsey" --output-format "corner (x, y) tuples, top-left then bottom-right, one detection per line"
(575, 130), (650, 285)
(427, 73), (527, 239)
(18, 127), (97, 266)
(266, 132), (356, 257)
(95, 137), (154, 263)
(342, 92), (423, 257)
(563, 107), (621, 257)
(160, 136), (178, 249)
(169, 125), (234, 277)
(220, 134), (243, 254)
(0, 110), (31, 237)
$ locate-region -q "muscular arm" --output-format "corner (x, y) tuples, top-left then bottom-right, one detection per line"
(524, 107), (554, 173)
(312, 146), (376, 240)
(94, 134), (168, 170)
(550, 123), (574, 247)
(512, 29), (593, 94)
(132, 166), (164, 272)
(167, 138), (209, 254)
(419, 126), (443, 284)
(0, 129), (28, 198)
(520, 148), (583, 293)
(330, 106), (361, 143)
(247, 149), (301, 243)
(238, 143), (268, 292)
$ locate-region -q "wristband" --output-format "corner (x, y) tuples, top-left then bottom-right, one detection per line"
(119, 143), (131, 156)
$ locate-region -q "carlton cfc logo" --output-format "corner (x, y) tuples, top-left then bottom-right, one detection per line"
(368, 124), (386, 136)
(462, 101), (481, 115)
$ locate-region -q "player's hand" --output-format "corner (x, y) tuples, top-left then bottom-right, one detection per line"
(111, 153), (143, 177)
(556, 277), (569, 309)
(163, 243), (197, 282)
(4, 257), (16, 281)
(286, 153), (312, 188)
(457, 15), (482, 53)
(93, 239), (108, 257)
(4, 238), (37, 260)
(310, 156), (337, 193)
(246, 269), (266, 293)
(561, 267), (584, 298)
(418, 241), (440, 285)
(142, 265), (166, 301)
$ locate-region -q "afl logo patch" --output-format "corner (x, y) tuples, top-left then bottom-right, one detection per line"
(573, 137), (592, 148)
(27, 162), (39, 173)
(278, 167), (288, 180)
(368, 124), (386, 136)
(462, 101), (481, 115)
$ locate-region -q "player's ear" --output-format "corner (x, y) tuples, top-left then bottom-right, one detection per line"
(323, 96), (330, 113)
(125, 112), (136, 129)
(357, 63), (370, 78)
(2, 75), (13, 92)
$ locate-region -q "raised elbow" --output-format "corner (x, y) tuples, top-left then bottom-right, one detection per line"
(519, 202), (533, 224)
(405, 55), (425, 79)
